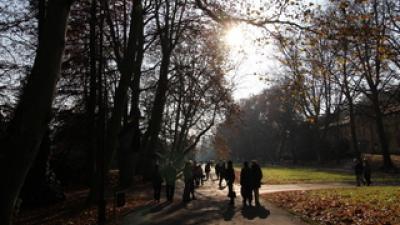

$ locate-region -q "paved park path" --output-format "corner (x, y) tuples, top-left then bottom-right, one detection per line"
(120, 179), (351, 225)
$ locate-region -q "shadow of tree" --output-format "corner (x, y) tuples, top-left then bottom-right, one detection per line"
(123, 188), (270, 225)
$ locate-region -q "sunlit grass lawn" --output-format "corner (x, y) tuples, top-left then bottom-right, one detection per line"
(252, 166), (400, 184)
(267, 186), (400, 225)
(261, 166), (353, 184)
(311, 186), (400, 206)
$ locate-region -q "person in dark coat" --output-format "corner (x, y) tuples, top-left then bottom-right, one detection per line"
(225, 160), (236, 205)
(354, 158), (365, 186)
(363, 159), (371, 186)
(163, 162), (177, 202)
(194, 163), (203, 186)
(152, 164), (163, 203)
(183, 161), (193, 202)
(219, 162), (226, 187)
(240, 161), (253, 207)
(251, 160), (263, 206)
(215, 161), (220, 180)
(205, 162), (211, 181)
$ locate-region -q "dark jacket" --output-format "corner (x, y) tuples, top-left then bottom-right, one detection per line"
(225, 167), (235, 184)
(219, 164), (226, 178)
(240, 166), (252, 188)
(152, 167), (163, 187)
(205, 163), (211, 173)
(251, 164), (262, 188)
(354, 161), (363, 175)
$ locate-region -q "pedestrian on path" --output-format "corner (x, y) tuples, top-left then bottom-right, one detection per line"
(219, 161), (226, 188)
(240, 161), (253, 207)
(215, 161), (221, 180)
(194, 163), (203, 186)
(183, 161), (193, 202)
(363, 158), (372, 186)
(251, 160), (263, 206)
(225, 160), (236, 205)
(353, 158), (365, 186)
(205, 162), (211, 181)
(163, 162), (177, 202)
(152, 164), (163, 203)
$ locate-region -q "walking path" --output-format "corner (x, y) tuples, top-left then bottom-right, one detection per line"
(120, 178), (351, 225)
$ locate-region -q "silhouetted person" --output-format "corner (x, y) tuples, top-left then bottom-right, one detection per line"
(354, 158), (365, 186)
(152, 164), (163, 203)
(251, 160), (263, 206)
(194, 163), (203, 186)
(219, 162), (226, 187)
(225, 160), (235, 205)
(240, 161), (253, 207)
(215, 161), (221, 180)
(363, 159), (371, 186)
(183, 161), (193, 202)
(164, 162), (177, 202)
(205, 162), (211, 181)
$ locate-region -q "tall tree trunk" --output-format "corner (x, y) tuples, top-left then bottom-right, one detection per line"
(141, 52), (171, 177)
(347, 99), (361, 159)
(103, 0), (143, 172)
(87, 0), (98, 204)
(371, 94), (393, 170)
(117, 0), (144, 186)
(0, 1), (72, 224)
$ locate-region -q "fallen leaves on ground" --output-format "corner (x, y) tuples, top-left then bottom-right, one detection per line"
(14, 183), (152, 225)
(264, 187), (400, 225)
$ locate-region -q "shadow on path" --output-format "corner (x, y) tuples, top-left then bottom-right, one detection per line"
(121, 174), (309, 225)
(241, 205), (270, 220)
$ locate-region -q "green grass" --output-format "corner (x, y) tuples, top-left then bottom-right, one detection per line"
(235, 166), (400, 184)
(261, 166), (354, 184)
(309, 186), (400, 206)
(267, 186), (400, 225)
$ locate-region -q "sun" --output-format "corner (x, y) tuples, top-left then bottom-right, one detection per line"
(224, 26), (244, 47)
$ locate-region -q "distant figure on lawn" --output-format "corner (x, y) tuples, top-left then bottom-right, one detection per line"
(354, 158), (365, 186)
(251, 160), (263, 206)
(205, 162), (211, 181)
(219, 161), (226, 187)
(225, 160), (236, 205)
(240, 161), (253, 207)
(363, 159), (372, 186)
(163, 162), (177, 202)
(183, 161), (194, 202)
(152, 164), (163, 203)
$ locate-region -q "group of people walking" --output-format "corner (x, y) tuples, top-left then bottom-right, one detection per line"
(214, 160), (263, 207)
(239, 161), (263, 207)
(152, 162), (177, 203)
(183, 160), (205, 202)
(152, 159), (263, 207)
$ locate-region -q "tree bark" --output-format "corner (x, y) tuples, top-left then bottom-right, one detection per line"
(371, 93), (393, 170)
(103, 0), (144, 174)
(0, 1), (72, 224)
(347, 98), (360, 159)
(141, 52), (171, 176)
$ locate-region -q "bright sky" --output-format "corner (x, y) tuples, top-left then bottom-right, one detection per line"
(223, 24), (279, 100)
(222, 0), (325, 101)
